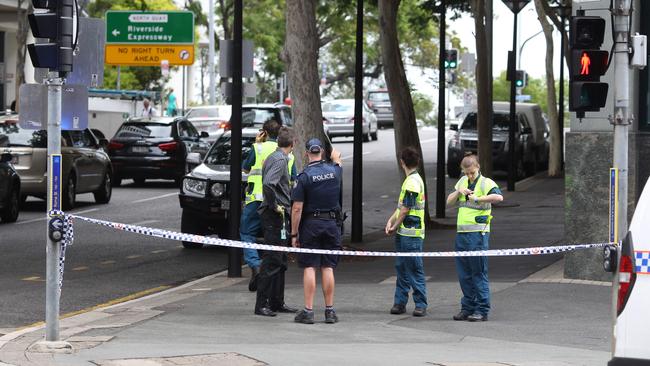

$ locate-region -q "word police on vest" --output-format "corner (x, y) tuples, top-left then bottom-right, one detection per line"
(312, 172), (335, 182)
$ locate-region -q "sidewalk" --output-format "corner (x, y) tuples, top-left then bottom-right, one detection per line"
(0, 175), (614, 366)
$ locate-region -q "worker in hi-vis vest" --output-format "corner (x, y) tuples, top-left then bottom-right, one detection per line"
(241, 119), (296, 292)
(385, 147), (428, 318)
(447, 154), (503, 322)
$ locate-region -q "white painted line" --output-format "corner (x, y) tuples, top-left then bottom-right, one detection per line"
(133, 192), (178, 204)
(132, 220), (159, 226)
(17, 208), (99, 225)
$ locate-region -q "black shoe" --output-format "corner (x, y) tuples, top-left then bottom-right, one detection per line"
(294, 310), (314, 324)
(248, 267), (259, 292)
(412, 307), (427, 317)
(273, 303), (298, 313)
(254, 307), (277, 317)
(325, 309), (338, 324)
(390, 304), (406, 314)
(453, 311), (470, 321)
(467, 313), (488, 322)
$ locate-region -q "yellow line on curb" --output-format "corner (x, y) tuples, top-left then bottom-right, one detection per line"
(16, 285), (172, 331)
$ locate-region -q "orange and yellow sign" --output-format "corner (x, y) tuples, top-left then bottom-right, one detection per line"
(105, 44), (194, 66)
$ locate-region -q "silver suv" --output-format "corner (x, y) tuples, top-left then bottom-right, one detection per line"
(367, 90), (393, 128)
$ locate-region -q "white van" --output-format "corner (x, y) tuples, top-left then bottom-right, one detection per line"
(609, 177), (650, 365)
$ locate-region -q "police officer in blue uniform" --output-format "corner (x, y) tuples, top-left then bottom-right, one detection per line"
(290, 138), (343, 324)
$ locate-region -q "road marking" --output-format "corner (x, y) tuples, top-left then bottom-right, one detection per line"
(17, 208), (99, 225)
(342, 151), (372, 160)
(132, 220), (159, 226)
(126, 255), (142, 259)
(133, 193), (178, 204)
(21, 276), (43, 281)
(100, 260), (116, 265)
(72, 266), (89, 271)
(150, 250), (167, 254)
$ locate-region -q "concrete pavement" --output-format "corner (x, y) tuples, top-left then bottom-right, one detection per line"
(0, 174), (615, 366)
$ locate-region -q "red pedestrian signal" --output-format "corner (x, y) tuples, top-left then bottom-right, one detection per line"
(580, 52), (590, 75)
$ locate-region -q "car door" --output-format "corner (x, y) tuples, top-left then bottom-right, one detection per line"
(82, 129), (109, 190)
(178, 120), (209, 158)
(68, 130), (103, 191)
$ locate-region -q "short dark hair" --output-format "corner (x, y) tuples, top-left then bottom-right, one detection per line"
(263, 119), (281, 139)
(400, 147), (420, 169)
(277, 126), (294, 148)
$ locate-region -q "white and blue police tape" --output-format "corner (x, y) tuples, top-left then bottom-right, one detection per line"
(53, 211), (615, 258)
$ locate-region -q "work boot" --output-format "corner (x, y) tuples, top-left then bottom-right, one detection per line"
(273, 303), (298, 313)
(325, 309), (338, 324)
(390, 304), (406, 314)
(412, 307), (427, 317)
(467, 313), (488, 322)
(453, 311), (471, 321)
(294, 310), (314, 324)
(248, 267), (259, 292)
(254, 306), (277, 317)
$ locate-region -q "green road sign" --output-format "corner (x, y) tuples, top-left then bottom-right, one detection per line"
(106, 11), (194, 44)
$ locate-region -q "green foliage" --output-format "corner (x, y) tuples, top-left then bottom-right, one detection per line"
(412, 92), (437, 125)
(493, 70), (548, 114)
(87, 0), (180, 91)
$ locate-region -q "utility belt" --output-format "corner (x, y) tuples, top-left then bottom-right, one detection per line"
(307, 210), (341, 221)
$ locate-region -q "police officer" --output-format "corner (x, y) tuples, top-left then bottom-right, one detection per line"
(241, 119), (295, 292)
(385, 147), (428, 317)
(291, 138), (343, 324)
(446, 154), (503, 322)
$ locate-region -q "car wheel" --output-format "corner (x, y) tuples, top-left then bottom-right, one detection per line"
(1, 189), (20, 223)
(181, 209), (205, 249)
(517, 158), (526, 180)
(62, 174), (76, 211)
(94, 171), (112, 204)
(447, 160), (461, 179)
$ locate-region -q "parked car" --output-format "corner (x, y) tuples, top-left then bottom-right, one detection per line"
(239, 103), (293, 127)
(447, 102), (549, 179)
(322, 99), (378, 142)
(0, 116), (113, 210)
(0, 152), (20, 223)
(108, 116), (211, 186)
(185, 105), (232, 143)
(366, 89), (393, 128)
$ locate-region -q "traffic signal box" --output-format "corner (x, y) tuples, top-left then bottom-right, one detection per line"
(444, 49), (458, 69)
(569, 15), (609, 115)
(28, 0), (74, 76)
(515, 70), (527, 87)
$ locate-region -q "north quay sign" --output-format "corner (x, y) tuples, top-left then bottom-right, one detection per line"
(105, 11), (195, 66)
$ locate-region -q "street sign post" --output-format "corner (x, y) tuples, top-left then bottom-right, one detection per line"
(105, 11), (195, 66)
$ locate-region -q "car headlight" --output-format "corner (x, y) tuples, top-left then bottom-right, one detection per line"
(183, 178), (207, 195)
(210, 182), (225, 197)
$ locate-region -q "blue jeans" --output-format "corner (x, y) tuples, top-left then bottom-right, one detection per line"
(454, 232), (491, 316)
(394, 235), (428, 309)
(240, 201), (262, 269)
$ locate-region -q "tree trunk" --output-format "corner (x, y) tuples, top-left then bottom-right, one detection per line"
(534, 0), (562, 176)
(378, 0), (431, 222)
(15, 0), (31, 112)
(470, 0), (493, 177)
(282, 0), (326, 169)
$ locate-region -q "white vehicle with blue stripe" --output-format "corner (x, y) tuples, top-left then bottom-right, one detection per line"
(609, 177), (650, 365)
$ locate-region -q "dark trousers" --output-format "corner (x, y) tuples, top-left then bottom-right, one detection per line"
(255, 209), (289, 311)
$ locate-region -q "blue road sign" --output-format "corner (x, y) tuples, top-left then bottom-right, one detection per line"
(50, 154), (62, 211)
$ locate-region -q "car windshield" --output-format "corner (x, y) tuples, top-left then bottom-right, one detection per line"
(322, 101), (354, 113)
(114, 122), (172, 138)
(204, 134), (256, 165)
(186, 108), (220, 119)
(368, 92), (390, 102)
(242, 108), (276, 126)
(0, 122), (47, 148)
(461, 112), (511, 131)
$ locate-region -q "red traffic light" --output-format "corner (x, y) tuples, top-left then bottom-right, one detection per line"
(570, 50), (608, 80)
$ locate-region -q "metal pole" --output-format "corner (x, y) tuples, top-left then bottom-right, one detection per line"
(436, 1), (446, 219)
(518, 30), (543, 69)
(351, 0), (363, 242)
(116, 66), (121, 90)
(508, 11), (518, 191)
(558, 12), (565, 169)
(45, 74), (62, 342)
(208, 0), (216, 105)
(182, 66), (186, 115)
(228, 0), (243, 277)
(611, 0), (631, 336)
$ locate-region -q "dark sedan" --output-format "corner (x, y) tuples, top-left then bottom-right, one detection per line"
(108, 117), (211, 186)
(0, 152), (20, 223)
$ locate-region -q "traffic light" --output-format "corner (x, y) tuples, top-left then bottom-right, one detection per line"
(569, 15), (609, 115)
(27, 0), (74, 76)
(515, 70), (527, 87)
(444, 49), (458, 69)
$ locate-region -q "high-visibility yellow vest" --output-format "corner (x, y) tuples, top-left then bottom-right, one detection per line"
(455, 175), (498, 233)
(245, 141), (295, 205)
(394, 172), (426, 239)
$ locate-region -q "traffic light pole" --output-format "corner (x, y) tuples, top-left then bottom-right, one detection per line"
(508, 11), (518, 191)
(436, 1), (446, 219)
